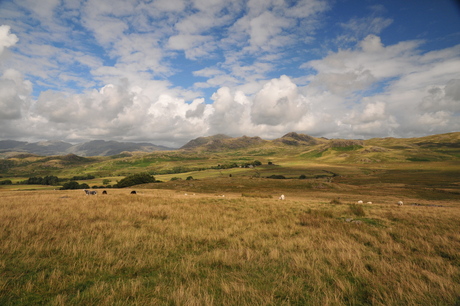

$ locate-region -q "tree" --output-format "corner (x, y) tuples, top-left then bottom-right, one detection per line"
(114, 173), (155, 188)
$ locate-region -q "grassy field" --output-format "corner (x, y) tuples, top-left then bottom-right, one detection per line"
(1, 181), (459, 305)
(1, 134), (459, 304)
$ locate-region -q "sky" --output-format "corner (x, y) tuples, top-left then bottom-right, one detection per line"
(0, 0), (459, 148)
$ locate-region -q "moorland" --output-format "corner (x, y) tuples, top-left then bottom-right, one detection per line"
(0, 132), (459, 305)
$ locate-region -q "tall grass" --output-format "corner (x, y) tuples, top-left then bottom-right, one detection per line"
(1, 189), (459, 305)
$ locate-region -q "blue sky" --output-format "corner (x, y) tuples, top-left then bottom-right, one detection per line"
(0, 0), (459, 147)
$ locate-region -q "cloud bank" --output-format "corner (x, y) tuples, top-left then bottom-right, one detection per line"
(0, 1), (459, 147)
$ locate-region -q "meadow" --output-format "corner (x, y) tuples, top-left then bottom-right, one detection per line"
(1, 133), (460, 305)
(1, 175), (459, 305)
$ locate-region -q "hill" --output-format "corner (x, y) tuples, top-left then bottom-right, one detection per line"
(273, 132), (323, 146)
(0, 139), (172, 157)
(0, 140), (73, 156)
(181, 135), (267, 151)
(0, 132), (459, 180)
(67, 140), (171, 156)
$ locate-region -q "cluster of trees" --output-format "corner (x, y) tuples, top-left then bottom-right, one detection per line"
(60, 181), (90, 190)
(20, 176), (62, 185)
(212, 160), (262, 170)
(20, 175), (96, 186)
(113, 173), (155, 188)
(71, 174), (95, 180)
(0, 179), (12, 185)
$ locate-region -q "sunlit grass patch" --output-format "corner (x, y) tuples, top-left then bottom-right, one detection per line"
(1, 187), (459, 305)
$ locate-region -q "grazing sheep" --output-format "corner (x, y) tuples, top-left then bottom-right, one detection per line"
(279, 194), (285, 200)
(397, 201), (403, 206)
(84, 189), (97, 195)
(357, 200), (363, 204)
(130, 190), (137, 195)
(367, 202), (372, 204)
(102, 190), (107, 195)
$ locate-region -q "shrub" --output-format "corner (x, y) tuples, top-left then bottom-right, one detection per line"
(299, 174), (307, 179)
(267, 175), (286, 179)
(349, 204), (366, 217)
(186, 176), (194, 180)
(0, 179), (12, 185)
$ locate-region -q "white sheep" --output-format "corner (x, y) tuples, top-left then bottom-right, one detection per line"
(279, 194), (285, 200)
(357, 200), (363, 204)
(397, 201), (403, 206)
(367, 202), (372, 204)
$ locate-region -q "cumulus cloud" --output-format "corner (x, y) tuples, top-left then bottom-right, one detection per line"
(0, 25), (18, 55)
(420, 79), (460, 113)
(251, 75), (309, 126)
(208, 87), (250, 135)
(0, 1), (459, 145)
(340, 101), (399, 136)
(0, 69), (31, 120)
(304, 35), (424, 95)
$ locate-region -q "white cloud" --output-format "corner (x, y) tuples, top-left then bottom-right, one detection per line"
(251, 75), (309, 126)
(0, 25), (18, 55)
(0, 1), (459, 146)
(248, 11), (291, 51)
(208, 87), (250, 135)
(420, 79), (460, 113)
(0, 69), (31, 120)
(305, 35), (424, 90)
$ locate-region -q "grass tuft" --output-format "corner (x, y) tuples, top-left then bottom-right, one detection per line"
(349, 204), (366, 216)
(330, 198), (342, 204)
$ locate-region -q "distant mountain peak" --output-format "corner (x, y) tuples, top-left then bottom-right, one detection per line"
(180, 134), (232, 150)
(180, 134), (266, 151)
(275, 132), (319, 146)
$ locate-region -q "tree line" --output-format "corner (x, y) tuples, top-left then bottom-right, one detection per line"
(19, 174), (95, 185)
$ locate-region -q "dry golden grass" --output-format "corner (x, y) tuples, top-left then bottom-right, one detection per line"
(1, 187), (459, 305)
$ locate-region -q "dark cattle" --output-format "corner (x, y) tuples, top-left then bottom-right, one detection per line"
(130, 190), (137, 194)
(84, 189), (97, 195)
(102, 190), (107, 194)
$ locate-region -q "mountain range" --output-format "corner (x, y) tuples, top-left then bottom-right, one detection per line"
(0, 132), (459, 157)
(0, 140), (171, 157)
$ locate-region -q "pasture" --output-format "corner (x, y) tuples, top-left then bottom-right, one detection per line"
(1, 180), (459, 305)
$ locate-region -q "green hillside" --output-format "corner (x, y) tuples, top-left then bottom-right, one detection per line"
(0, 132), (459, 193)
